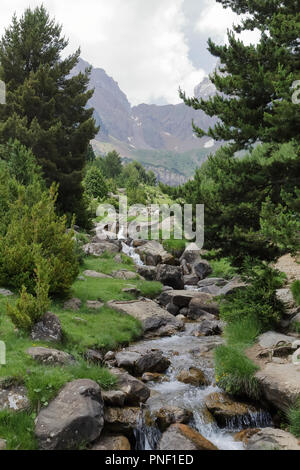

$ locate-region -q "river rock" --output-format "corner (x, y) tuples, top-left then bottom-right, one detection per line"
(276, 288), (299, 316)
(35, 379), (104, 450)
(0, 384), (29, 412)
(218, 278), (246, 296)
(159, 423), (218, 450)
(234, 429), (259, 444)
(83, 240), (121, 256)
(83, 270), (112, 279)
(154, 406), (193, 431)
(141, 372), (166, 383)
(91, 434), (131, 450)
(158, 290), (203, 308)
(189, 319), (224, 337)
(111, 369), (150, 405)
(107, 299), (183, 337)
(137, 265), (157, 281)
(104, 407), (140, 435)
(180, 246), (202, 265)
(115, 349), (170, 376)
(102, 390), (126, 407)
(136, 241), (175, 266)
(177, 368), (208, 387)
(156, 265), (184, 289)
(193, 259), (212, 280)
(63, 297), (82, 311)
(255, 363), (300, 412)
(112, 269), (139, 280)
(122, 286), (141, 296)
(246, 428), (300, 450)
(205, 393), (260, 428)
(27, 347), (75, 366)
(166, 302), (180, 316)
(31, 312), (63, 343)
(198, 278), (227, 287)
(183, 274), (199, 286)
(188, 294), (220, 319)
(258, 331), (294, 349)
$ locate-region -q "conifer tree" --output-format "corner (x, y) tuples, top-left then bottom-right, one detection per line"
(181, 0), (300, 150)
(0, 6), (98, 225)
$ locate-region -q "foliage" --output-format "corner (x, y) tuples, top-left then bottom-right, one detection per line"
(0, 6), (98, 225)
(288, 399), (300, 438)
(209, 257), (237, 280)
(98, 150), (122, 179)
(220, 262), (285, 329)
(83, 167), (108, 199)
(182, 142), (300, 261)
(215, 345), (260, 399)
(260, 189), (300, 255)
(6, 257), (50, 330)
(181, 0), (300, 150)
(291, 280), (300, 307)
(0, 184), (79, 296)
(0, 411), (37, 450)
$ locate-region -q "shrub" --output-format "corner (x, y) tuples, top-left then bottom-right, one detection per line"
(220, 263), (285, 329)
(291, 280), (300, 307)
(209, 257), (237, 280)
(0, 184), (79, 296)
(83, 167), (108, 199)
(7, 257), (50, 331)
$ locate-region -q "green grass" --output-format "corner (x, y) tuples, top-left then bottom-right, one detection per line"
(162, 238), (186, 258)
(291, 280), (300, 306)
(289, 400), (300, 438)
(0, 410), (37, 450)
(215, 345), (260, 399)
(224, 316), (262, 348)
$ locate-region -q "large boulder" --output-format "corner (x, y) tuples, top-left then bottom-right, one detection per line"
(136, 241), (175, 266)
(91, 434), (131, 450)
(177, 367), (208, 386)
(158, 290), (204, 308)
(83, 270), (112, 279)
(136, 265), (156, 281)
(255, 363), (300, 412)
(27, 347), (75, 366)
(188, 294), (220, 319)
(35, 379), (104, 450)
(246, 428), (300, 450)
(112, 270), (139, 280)
(258, 331), (294, 349)
(218, 278), (246, 296)
(31, 312), (63, 343)
(158, 423), (218, 450)
(107, 299), (183, 337)
(115, 349), (170, 376)
(156, 264), (184, 289)
(205, 393), (262, 428)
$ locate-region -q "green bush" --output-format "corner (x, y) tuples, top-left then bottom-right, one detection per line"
(291, 280), (300, 307)
(83, 167), (108, 200)
(220, 263), (285, 329)
(7, 258), (50, 330)
(0, 184), (79, 296)
(209, 257), (237, 280)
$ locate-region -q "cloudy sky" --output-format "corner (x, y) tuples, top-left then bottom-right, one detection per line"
(0, 0), (259, 105)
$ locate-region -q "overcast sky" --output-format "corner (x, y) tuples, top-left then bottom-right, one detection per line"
(0, 0), (260, 105)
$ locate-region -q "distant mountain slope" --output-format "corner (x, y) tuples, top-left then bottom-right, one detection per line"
(73, 59), (220, 184)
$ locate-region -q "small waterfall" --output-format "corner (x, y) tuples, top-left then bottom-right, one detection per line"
(134, 409), (162, 451)
(121, 240), (144, 266)
(223, 409), (273, 431)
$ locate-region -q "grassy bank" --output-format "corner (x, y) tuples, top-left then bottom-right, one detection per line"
(0, 251), (162, 449)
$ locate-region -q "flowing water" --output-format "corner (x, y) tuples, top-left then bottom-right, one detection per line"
(120, 239), (272, 450)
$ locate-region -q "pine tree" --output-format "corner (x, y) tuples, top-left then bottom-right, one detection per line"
(0, 6), (98, 225)
(180, 0), (300, 150)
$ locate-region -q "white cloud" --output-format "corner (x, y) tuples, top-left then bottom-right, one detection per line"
(0, 0), (206, 105)
(195, 0), (260, 46)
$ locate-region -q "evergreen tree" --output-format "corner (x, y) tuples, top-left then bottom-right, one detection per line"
(0, 6), (98, 225)
(180, 0), (300, 150)
(99, 150), (122, 179)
